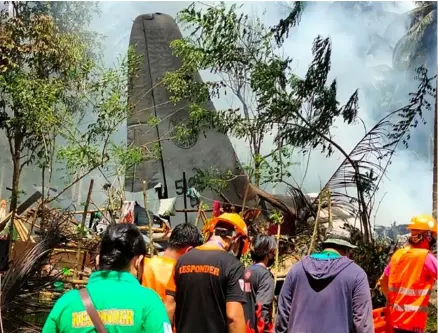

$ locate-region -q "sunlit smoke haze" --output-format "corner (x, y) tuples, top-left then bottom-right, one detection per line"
(13, 1), (431, 226)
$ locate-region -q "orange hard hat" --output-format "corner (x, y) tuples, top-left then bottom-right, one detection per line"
(407, 214), (437, 237)
(208, 212), (249, 255)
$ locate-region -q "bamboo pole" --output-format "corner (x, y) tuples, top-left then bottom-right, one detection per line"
(194, 201), (203, 227)
(176, 208), (213, 213)
(137, 226), (167, 233)
(308, 189), (325, 255)
(327, 190), (333, 229)
(143, 180), (154, 257)
(240, 179), (250, 216)
(73, 179), (94, 280)
(73, 209), (109, 214)
(200, 211), (208, 225)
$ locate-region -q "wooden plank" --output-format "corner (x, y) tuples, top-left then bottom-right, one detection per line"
(13, 220), (26, 241)
(137, 226), (167, 232)
(53, 248), (87, 254)
(61, 279), (88, 285)
(17, 192), (43, 215)
(16, 218), (34, 242)
(0, 191), (42, 232)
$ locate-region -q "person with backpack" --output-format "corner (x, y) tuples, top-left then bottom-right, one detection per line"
(42, 224), (171, 333)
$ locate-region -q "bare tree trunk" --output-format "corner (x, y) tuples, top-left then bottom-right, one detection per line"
(433, 70), (437, 220)
(9, 148), (21, 238)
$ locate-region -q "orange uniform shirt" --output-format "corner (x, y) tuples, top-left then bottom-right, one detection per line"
(142, 256), (176, 302)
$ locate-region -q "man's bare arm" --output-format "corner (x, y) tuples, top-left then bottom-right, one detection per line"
(226, 301), (246, 333)
(378, 273), (389, 299)
(164, 295), (176, 325)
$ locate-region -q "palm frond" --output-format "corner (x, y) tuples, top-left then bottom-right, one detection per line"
(314, 67), (435, 240)
(271, 1), (304, 45)
(1, 215), (73, 332)
(393, 2), (437, 69)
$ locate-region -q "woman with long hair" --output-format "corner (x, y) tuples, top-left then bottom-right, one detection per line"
(43, 223), (171, 333)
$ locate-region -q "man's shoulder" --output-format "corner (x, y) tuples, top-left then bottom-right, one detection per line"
(245, 264), (273, 278)
(146, 255), (176, 266)
(180, 248), (239, 262)
(347, 260), (369, 280)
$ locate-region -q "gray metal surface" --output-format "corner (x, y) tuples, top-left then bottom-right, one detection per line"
(125, 13), (249, 222)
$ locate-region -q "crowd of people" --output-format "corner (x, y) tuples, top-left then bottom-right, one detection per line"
(42, 213), (437, 333)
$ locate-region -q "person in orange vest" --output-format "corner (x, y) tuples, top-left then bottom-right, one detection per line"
(379, 214), (437, 333)
(142, 223), (203, 301)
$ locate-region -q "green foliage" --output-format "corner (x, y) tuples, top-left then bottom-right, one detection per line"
(426, 305), (437, 333)
(240, 252), (252, 267)
(0, 2), (145, 209)
(242, 146), (299, 186)
(343, 224), (393, 307)
(56, 47), (142, 178)
(269, 209), (283, 225)
(393, 1), (437, 70)
(163, 2), (359, 190)
(191, 167), (235, 193)
(272, 1), (305, 45)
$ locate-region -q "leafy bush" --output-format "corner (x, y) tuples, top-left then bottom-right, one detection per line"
(343, 224), (395, 307)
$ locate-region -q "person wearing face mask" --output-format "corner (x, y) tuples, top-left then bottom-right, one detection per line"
(275, 228), (374, 333)
(165, 212), (249, 333)
(243, 235), (277, 333)
(379, 214), (437, 333)
(42, 224), (171, 333)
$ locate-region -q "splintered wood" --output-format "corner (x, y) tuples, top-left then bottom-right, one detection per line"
(14, 217), (35, 242)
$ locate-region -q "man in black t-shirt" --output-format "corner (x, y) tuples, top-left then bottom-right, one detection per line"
(243, 235), (276, 333)
(165, 213), (250, 333)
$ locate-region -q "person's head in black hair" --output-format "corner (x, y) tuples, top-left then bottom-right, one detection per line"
(99, 223), (147, 281)
(250, 234), (277, 267)
(164, 223), (203, 260)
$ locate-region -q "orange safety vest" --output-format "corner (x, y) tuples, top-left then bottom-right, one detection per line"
(142, 256), (176, 302)
(387, 246), (434, 332)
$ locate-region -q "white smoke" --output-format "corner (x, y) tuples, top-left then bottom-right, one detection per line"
(87, 1), (435, 226)
(261, 2), (434, 227)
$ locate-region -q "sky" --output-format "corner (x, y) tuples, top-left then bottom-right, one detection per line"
(83, 1), (437, 227)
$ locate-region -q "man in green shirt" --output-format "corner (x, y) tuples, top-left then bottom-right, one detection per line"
(43, 224), (171, 333)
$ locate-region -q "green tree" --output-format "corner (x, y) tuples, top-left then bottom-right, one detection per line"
(0, 1), (144, 227)
(163, 2), (359, 191)
(393, 1), (437, 71)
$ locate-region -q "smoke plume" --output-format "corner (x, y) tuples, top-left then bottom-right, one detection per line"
(86, 1), (435, 226)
